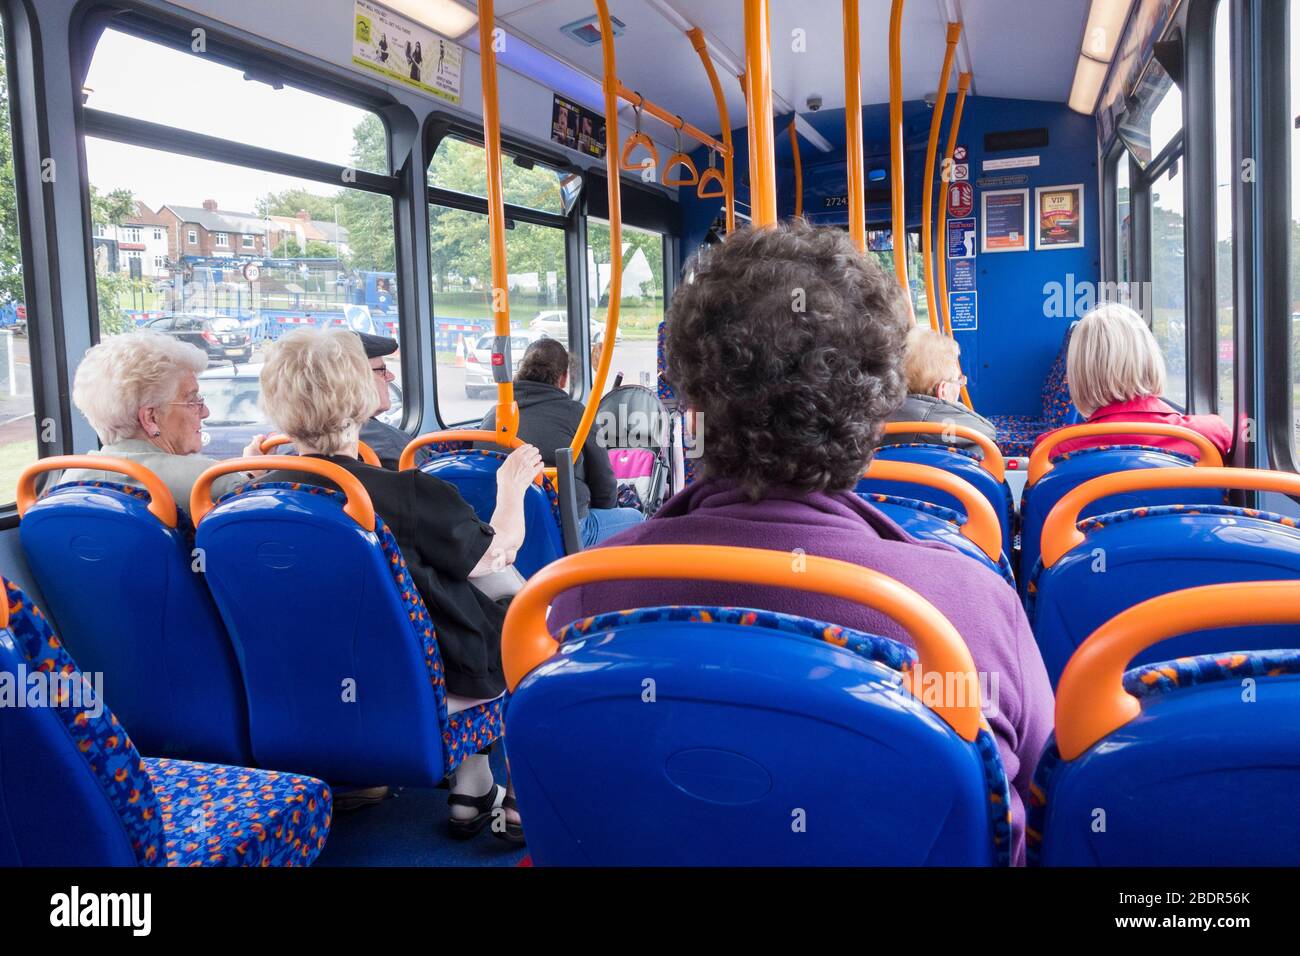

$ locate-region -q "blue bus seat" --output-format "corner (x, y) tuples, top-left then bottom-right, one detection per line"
(861, 493), (1015, 586)
(1029, 582), (1300, 866)
(16, 457), (252, 765)
(0, 577), (330, 866)
(986, 321), (1081, 457)
(502, 546), (1012, 866)
(1028, 467), (1300, 686)
(191, 457), (503, 786)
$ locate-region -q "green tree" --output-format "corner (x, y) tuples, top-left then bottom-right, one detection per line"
(256, 188), (337, 221)
(88, 185), (139, 336)
(336, 114), (395, 272)
(0, 34), (21, 307)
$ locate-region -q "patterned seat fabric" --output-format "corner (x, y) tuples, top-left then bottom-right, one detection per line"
(986, 323), (1078, 457)
(218, 481), (504, 776)
(1026, 648), (1300, 865)
(419, 447), (564, 529)
(859, 492), (1017, 586)
(2, 579), (331, 867)
(554, 604), (1014, 865)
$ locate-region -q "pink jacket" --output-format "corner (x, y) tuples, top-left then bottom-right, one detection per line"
(1035, 396), (1232, 459)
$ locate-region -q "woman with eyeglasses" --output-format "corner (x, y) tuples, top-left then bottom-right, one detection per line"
(880, 326), (997, 452)
(62, 331), (267, 510)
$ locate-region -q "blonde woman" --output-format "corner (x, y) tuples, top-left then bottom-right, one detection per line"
(1036, 303), (1230, 457)
(881, 326), (996, 451)
(258, 328), (541, 842)
(64, 331), (265, 508)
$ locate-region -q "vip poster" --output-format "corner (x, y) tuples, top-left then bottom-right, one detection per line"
(1036, 184), (1085, 249)
(981, 188), (1029, 253)
(353, 0), (463, 105)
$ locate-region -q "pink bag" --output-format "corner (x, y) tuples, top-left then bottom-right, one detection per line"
(609, 448), (655, 480)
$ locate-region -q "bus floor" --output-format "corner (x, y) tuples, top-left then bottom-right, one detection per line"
(316, 745), (526, 867)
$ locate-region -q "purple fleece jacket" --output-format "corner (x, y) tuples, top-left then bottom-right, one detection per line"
(549, 479), (1055, 865)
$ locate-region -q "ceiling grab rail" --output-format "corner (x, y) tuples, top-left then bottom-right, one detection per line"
(478, 0), (518, 444)
(935, 71), (975, 408)
(843, 0), (865, 251)
(789, 116), (803, 218)
(889, 0), (911, 313)
(743, 0), (778, 227)
(922, 22), (963, 335)
(662, 121), (701, 187)
(688, 27), (735, 232)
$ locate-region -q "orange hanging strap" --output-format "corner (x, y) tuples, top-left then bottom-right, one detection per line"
(688, 27), (735, 232)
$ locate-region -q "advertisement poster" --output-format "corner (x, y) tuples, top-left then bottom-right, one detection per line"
(551, 94), (605, 158)
(981, 188), (1029, 253)
(949, 258), (976, 293)
(1036, 184), (1085, 249)
(947, 217), (976, 259)
(353, 0), (463, 105)
(949, 292), (978, 331)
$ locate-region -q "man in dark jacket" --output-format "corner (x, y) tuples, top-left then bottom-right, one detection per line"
(481, 337), (644, 546)
(355, 331), (410, 469)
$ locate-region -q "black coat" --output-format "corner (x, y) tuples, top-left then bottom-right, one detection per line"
(479, 380), (617, 517)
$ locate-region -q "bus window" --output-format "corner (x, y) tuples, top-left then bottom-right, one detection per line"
(1114, 152), (1131, 285)
(82, 29), (402, 458)
(1151, 158), (1187, 408)
(0, 19), (35, 503)
(429, 136), (566, 215)
(865, 228), (926, 324)
(1292, 0), (1300, 453)
(1214, 0), (1235, 424)
(587, 220), (663, 395)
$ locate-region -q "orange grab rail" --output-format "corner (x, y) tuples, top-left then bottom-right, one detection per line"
(864, 459), (1002, 562)
(1028, 422), (1224, 485)
(881, 421), (1005, 483)
(1038, 466), (1297, 569)
(1055, 580), (1300, 760)
(397, 430), (545, 487)
(888, 0), (910, 305)
(190, 456), (375, 529)
(922, 22), (962, 333)
(502, 544), (984, 741)
(688, 27), (735, 232)
(662, 125), (700, 187)
(743, 0), (777, 226)
(788, 117), (803, 219)
(614, 82), (730, 158)
(697, 154), (727, 199)
(842, 0), (864, 249)
(18, 455), (177, 528)
(260, 434), (381, 468)
(618, 98), (660, 174)
(0, 574), (8, 629)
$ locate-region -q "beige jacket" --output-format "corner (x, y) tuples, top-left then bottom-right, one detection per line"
(57, 439), (245, 515)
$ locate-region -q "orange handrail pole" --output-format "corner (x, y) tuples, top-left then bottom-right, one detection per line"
(888, 0), (911, 312)
(937, 72), (973, 338)
(843, 0), (865, 251)
(743, 0), (778, 227)
(789, 117), (803, 218)
(688, 28), (736, 233)
(572, 0), (625, 462)
(503, 545), (984, 741)
(613, 84), (730, 157)
(478, 0), (518, 443)
(1055, 581), (1300, 760)
(923, 23), (962, 333)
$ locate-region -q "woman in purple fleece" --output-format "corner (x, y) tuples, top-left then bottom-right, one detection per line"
(548, 220), (1054, 865)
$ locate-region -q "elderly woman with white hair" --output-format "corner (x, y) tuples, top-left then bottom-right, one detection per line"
(258, 327), (542, 844)
(1036, 302), (1231, 457)
(63, 331), (265, 507)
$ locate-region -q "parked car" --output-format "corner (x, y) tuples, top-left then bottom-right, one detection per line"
(529, 310), (620, 346)
(144, 314), (253, 365)
(199, 364), (403, 458)
(465, 331), (534, 399)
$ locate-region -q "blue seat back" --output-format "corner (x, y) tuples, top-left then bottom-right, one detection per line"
(0, 579), (164, 866)
(195, 483), (451, 785)
(857, 490), (1014, 586)
(867, 443), (1014, 545)
(1019, 446), (1222, 590)
(19, 482), (251, 765)
(508, 606), (1010, 865)
(1029, 505), (1300, 686)
(421, 450), (565, 579)
(1032, 650), (1300, 865)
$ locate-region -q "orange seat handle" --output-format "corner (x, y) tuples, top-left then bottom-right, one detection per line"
(663, 151), (700, 187)
(881, 421), (1005, 482)
(1039, 466), (1300, 569)
(398, 430), (540, 485)
(17, 455), (178, 528)
(1028, 422), (1223, 485)
(696, 166), (726, 199)
(190, 456), (375, 529)
(863, 459), (1003, 563)
(0, 574), (9, 629)
(261, 434), (381, 468)
(1056, 580), (1300, 760)
(503, 544), (983, 741)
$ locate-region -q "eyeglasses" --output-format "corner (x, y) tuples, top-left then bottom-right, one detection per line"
(371, 365), (396, 381)
(167, 395), (208, 409)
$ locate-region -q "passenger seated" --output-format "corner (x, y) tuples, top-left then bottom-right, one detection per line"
(480, 338), (644, 546)
(549, 220), (1053, 864)
(62, 331), (265, 508)
(355, 331), (409, 470)
(1036, 303), (1231, 458)
(258, 328), (542, 842)
(880, 326), (997, 452)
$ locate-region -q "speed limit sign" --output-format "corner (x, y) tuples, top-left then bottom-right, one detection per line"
(242, 262), (261, 281)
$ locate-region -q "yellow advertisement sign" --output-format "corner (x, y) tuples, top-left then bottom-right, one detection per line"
(353, 0), (463, 105)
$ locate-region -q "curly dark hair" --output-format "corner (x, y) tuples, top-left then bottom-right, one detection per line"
(665, 220), (909, 499)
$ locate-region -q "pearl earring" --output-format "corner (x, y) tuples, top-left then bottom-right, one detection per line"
(153, 430), (161, 437)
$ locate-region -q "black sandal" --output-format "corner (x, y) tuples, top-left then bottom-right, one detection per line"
(493, 792), (526, 846)
(446, 784), (504, 839)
